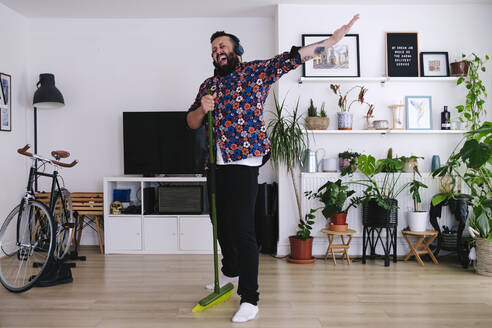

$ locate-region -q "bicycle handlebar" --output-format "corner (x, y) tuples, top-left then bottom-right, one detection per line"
(17, 144), (78, 168)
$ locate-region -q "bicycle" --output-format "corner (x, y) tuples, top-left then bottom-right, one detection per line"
(0, 144), (78, 292)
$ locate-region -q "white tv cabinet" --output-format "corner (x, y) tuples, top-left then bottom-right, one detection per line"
(103, 176), (214, 254)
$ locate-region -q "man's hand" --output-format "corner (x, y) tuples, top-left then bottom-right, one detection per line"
(331, 14), (360, 44)
(299, 14), (360, 63)
(187, 92), (217, 129)
(200, 92), (216, 115)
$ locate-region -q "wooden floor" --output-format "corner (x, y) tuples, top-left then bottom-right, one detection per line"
(1, 247), (491, 328)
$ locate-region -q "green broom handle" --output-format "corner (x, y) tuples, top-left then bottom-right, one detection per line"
(207, 101), (220, 294)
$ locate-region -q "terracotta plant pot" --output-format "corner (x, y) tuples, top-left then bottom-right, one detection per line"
(450, 60), (469, 76)
(305, 117), (330, 130)
(288, 236), (313, 260)
(331, 213), (347, 225)
(329, 224), (348, 232)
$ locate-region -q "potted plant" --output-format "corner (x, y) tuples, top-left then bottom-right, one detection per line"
(338, 150), (360, 175)
(432, 122), (492, 275)
(330, 84), (374, 130)
(407, 164), (429, 232)
(305, 99), (329, 130)
(289, 208), (320, 262)
(305, 179), (357, 231)
(345, 153), (411, 227)
(455, 53), (489, 130)
(268, 92), (314, 263)
(401, 155), (423, 173)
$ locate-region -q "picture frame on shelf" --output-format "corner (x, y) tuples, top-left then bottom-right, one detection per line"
(386, 32), (419, 77)
(405, 96), (432, 130)
(302, 34), (360, 78)
(0, 73), (11, 132)
(420, 52), (450, 77)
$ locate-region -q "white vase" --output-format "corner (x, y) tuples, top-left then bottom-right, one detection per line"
(407, 211), (428, 232)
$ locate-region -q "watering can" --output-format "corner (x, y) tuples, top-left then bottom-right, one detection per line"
(302, 149), (325, 173)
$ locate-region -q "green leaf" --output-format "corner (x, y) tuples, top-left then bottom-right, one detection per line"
(432, 193), (449, 206)
(457, 77), (465, 85)
(486, 55), (490, 60)
(475, 208), (490, 238)
(358, 155), (376, 177)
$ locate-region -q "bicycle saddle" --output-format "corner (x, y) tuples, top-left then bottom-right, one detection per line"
(51, 150), (70, 159)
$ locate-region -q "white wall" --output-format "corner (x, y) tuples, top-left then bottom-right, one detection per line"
(28, 17), (275, 244)
(0, 4), (30, 226)
(276, 4), (492, 255)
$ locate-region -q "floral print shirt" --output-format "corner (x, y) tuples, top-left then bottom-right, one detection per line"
(188, 47), (302, 163)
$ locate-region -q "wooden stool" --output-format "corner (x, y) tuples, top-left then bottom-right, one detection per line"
(320, 228), (356, 265)
(402, 229), (439, 266)
(72, 193), (104, 254)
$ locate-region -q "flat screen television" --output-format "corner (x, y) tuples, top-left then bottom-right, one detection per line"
(123, 111), (206, 175)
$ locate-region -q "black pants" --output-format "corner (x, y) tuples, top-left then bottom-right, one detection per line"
(208, 165), (259, 305)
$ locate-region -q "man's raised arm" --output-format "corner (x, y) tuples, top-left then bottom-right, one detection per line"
(298, 14), (360, 63)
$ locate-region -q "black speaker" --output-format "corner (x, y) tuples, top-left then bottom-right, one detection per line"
(158, 185), (203, 214)
(255, 183), (278, 254)
(144, 187), (155, 215)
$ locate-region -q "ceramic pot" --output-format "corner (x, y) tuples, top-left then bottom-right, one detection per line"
(337, 112), (353, 130)
(450, 60), (469, 76)
(407, 211), (428, 232)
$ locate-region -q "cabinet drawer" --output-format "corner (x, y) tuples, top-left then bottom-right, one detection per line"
(144, 217), (178, 251)
(179, 216), (213, 251)
(107, 216), (142, 251)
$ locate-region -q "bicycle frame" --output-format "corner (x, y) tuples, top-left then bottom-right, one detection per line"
(16, 159), (68, 249)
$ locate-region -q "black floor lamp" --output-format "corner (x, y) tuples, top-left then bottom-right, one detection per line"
(32, 73), (65, 192)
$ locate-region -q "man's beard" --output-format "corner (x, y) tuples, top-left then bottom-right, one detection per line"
(213, 52), (240, 76)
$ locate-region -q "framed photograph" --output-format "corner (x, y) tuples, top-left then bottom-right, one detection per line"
(420, 52), (449, 77)
(0, 73), (11, 132)
(302, 34), (360, 78)
(405, 96), (432, 130)
(386, 32), (419, 77)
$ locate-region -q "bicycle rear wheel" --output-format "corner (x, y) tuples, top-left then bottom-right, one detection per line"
(0, 200), (54, 293)
(53, 188), (74, 260)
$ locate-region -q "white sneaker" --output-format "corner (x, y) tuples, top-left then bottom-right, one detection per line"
(205, 274), (238, 290)
(232, 302), (258, 323)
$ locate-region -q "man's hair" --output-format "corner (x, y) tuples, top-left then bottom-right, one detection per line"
(210, 31), (239, 47)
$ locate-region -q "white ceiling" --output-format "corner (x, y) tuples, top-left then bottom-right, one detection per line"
(0, 0), (491, 18)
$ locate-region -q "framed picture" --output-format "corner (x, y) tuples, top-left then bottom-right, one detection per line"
(386, 32), (419, 77)
(302, 34), (360, 78)
(0, 73), (11, 132)
(405, 96), (432, 130)
(420, 52), (449, 77)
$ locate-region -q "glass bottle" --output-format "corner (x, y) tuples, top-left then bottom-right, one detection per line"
(441, 106), (451, 130)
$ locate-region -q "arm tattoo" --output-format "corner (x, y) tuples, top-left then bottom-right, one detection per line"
(301, 55), (313, 63)
(314, 46), (325, 55)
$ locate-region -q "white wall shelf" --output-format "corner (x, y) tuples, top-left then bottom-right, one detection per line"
(305, 129), (467, 135)
(298, 76), (459, 85)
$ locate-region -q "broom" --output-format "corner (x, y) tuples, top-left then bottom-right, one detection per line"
(192, 96), (234, 313)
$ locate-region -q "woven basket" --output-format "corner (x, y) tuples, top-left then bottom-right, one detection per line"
(305, 117), (330, 130)
(476, 238), (492, 276)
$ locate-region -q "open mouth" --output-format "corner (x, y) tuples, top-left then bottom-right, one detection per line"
(217, 53), (228, 65)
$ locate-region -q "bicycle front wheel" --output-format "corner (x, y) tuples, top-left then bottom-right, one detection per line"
(0, 200), (54, 293)
(53, 188), (74, 260)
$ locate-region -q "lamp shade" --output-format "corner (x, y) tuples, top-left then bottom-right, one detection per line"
(33, 73), (64, 109)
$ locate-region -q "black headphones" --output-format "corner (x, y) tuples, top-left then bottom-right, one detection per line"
(211, 31), (244, 56)
(228, 34), (244, 56)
